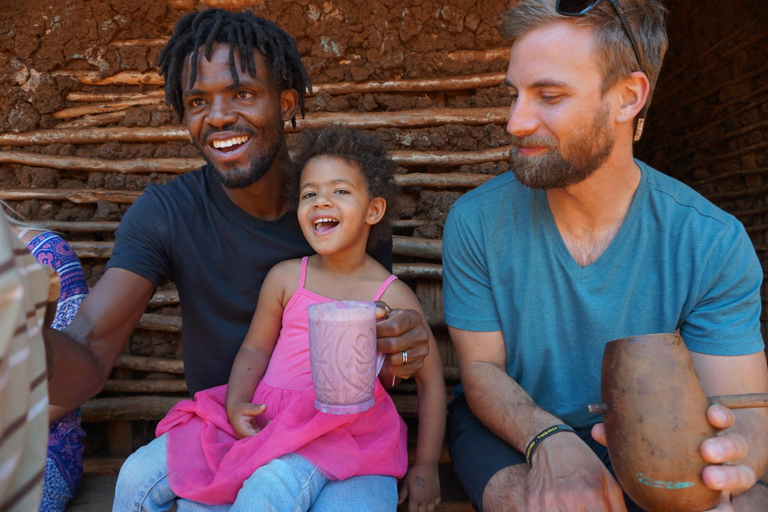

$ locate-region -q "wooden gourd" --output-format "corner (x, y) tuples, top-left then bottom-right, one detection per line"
(599, 333), (720, 512)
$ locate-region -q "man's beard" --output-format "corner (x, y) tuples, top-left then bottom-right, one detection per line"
(211, 138), (282, 189)
(508, 103), (615, 190)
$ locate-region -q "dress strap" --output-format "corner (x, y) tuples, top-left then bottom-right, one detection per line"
(298, 256), (309, 290)
(372, 275), (398, 301)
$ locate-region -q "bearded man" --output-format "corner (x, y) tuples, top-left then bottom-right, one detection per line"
(441, 1), (768, 511)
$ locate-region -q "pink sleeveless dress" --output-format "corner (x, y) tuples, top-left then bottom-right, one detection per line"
(157, 257), (409, 505)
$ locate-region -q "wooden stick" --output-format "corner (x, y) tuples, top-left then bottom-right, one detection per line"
(1, 106), (510, 146)
(662, 121), (768, 167)
(0, 189), (141, 204)
(443, 47), (509, 64)
(392, 263), (443, 279)
(393, 235), (442, 259)
(654, 27), (766, 104)
(0, 150), (508, 174)
(708, 393), (768, 409)
(0, 151), (200, 174)
(55, 111), (127, 130)
(70, 238), (444, 260)
(102, 379), (188, 393)
(53, 98), (166, 120)
(645, 83), (768, 141)
(646, 98), (768, 153)
(746, 224), (768, 234)
(109, 38), (169, 47)
(55, 57), (508, 92)
(395, 172), (494, 188)
(81, 396), (184, 422)
(80, 393), (453, 421)
(0, 126), (190, 146)
(68, 241), (115, 258)
(392, 219), (427, 229)
(38, 220), (120, 232)
(687, 140), (768, 170)
(38, 219), (434, 235)
(137, 313), (181, 333)
(659, 62), (768, 120)
(293, 107), (509, 131)
(114, 354), (184, 374)
(67, 90), (166, 103)
(313, 72), (504, 95)
(149, 288), (180, 307)
(391, 146), (511, 167)
(60, 70), (165, 86)
(688, 167), (768, 188)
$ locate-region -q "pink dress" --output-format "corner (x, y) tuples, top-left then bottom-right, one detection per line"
(157, 257), (408, 505)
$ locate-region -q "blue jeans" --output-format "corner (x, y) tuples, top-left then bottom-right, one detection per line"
(113, 434), (397, 512)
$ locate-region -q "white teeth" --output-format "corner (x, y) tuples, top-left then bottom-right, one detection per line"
(211, 136), (250, 149)
(314, 217), (337, 229)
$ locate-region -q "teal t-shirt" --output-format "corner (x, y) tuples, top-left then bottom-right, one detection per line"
(442, 161), (763, 428)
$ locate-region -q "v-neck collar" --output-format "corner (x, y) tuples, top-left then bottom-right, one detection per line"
(535, 160), (648, 279)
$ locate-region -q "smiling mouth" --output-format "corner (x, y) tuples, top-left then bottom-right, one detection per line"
(209, 135), (251, 153)
(313, 217), (339, 233)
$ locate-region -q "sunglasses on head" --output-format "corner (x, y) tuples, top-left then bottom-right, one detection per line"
(556, 0), (650, 141)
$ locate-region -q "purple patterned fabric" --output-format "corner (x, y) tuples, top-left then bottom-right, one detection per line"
(26, 232), (89, 512)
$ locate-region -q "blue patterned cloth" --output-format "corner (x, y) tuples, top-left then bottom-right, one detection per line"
(26, 232), (89, 512)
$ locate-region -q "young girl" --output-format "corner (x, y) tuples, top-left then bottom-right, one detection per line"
(157, 125), (446, 511)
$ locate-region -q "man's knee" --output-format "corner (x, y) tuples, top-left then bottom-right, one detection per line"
(481, 465), (528, 512)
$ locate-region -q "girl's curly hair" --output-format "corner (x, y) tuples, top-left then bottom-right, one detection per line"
(286, 124), (396, 252)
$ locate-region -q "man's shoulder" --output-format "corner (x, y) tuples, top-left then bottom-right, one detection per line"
(643, 162), (740, 230)
(451, 172), (526, 214)
(130, 167), (208, 214)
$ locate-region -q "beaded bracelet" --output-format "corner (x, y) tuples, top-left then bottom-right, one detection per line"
(525, 424), (576, 465)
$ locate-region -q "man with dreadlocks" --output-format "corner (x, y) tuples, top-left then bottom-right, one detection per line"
(50, 8), (430, 512)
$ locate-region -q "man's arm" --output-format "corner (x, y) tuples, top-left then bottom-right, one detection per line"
(46, 267), (155, 407)
(451, 326), (627, 512)
(692, 350), (768, 503)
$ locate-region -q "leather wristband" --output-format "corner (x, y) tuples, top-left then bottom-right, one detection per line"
(525, 424), (576, 465)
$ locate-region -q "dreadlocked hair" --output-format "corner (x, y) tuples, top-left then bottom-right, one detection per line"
(157, 9), (312, 128)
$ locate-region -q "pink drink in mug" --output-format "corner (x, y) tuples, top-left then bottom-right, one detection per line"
(308, 301), (384, 414)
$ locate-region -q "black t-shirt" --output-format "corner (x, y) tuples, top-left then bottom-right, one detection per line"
(108, 165), (392, 395)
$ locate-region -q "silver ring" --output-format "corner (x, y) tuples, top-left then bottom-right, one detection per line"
(402, 350), (408, 366)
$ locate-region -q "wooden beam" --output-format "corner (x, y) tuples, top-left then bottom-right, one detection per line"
(2, 107), (508, 146)
(80, 392), (454, 421)
(0, 151), (200, 174)
(0, 150), (508, 173)
(114, 354), (184, 374)
(81, 396), (184, 422)
(0, 189), (141, 204)
(69, 237), (443, 261)
(37, 219), (430, 235)
(102, 379), (188, 393)
(56, 61), (507, 94)
(395, 172), (494, 188)
(53, 97), (167, 120)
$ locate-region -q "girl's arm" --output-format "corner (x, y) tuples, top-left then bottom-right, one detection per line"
(225, 261), (296, 438)
(382, 281), (446, 511)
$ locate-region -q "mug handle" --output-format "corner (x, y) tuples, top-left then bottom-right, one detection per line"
(376, 353), (385, 375)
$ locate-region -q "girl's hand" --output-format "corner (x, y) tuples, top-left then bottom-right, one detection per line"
(398, 463), (441, 512)
(227, 402), (266, 439)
